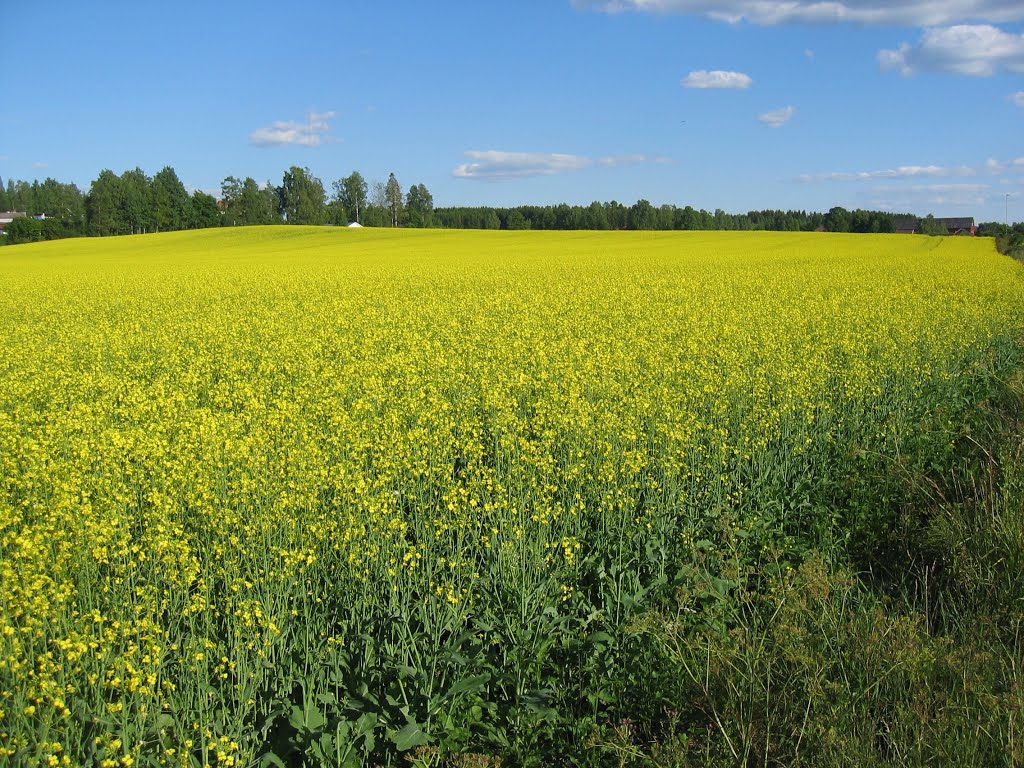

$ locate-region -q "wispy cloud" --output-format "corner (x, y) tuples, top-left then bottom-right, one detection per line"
(983, 157), (1024, 174)
(907, 183), (990, 192)
(869, 183), (992, 209)
(758, 106), (795, 127)
(571, 0), (1024, 26)
(453, 151), (593, 180)
(1010, 91), (1024, 107)
(682, 69), (752, 89)
(797, 165), (973, 182)
(249, 110), (337, 147)
(32, 161), (48, 169)
(597, 153), (648, 167)
(879, 25), (1024, 77)
(452, 150), (665, 180)
(798, 158), (1024, 183)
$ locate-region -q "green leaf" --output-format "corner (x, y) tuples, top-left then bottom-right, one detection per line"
(151, 713), (175, 732)
(442, 672), (491, 700)
(305, 702), (327, 732)
(588, 631), (614, 649)
(355, 711), (378, 735)
(259, 752), (287, 768)
(392, 723), (430, 751)
(710, 577), (736, 598)
(310, 733), (335, 761)
(289, 702), (327, 733)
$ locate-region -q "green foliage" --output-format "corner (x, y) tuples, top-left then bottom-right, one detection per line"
(919, 214), (947, 236)
(280, 166), (327, 225)
(86, 169), (125, 235)
(386, 172), (403, 227)
(189, 190), (221, 229)
(3, 216), (45, 243)
(222, 176), (280, 226)
(333, 171), (368, 225)
(629, 199), (656, 230)
(406, 183), (435, 228)
(151, 166), (191, 231)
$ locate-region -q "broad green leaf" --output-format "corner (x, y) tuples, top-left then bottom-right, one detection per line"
(392, 723), (430, 751)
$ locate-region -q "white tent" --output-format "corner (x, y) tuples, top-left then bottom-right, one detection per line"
(347, 222), (363, 228)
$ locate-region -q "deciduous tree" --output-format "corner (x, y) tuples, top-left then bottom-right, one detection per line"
(404, 183), (433, 228)
(86, 170), (125, 236)
(189, 191), (221, 229)
(385, 173), (403, 227)
(152, 166), (190, 231)
(334, 171), (367, 224)
(279, 166), (326, 225)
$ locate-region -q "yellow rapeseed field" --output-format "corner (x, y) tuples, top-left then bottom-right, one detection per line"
(1, 226), (1022, 766)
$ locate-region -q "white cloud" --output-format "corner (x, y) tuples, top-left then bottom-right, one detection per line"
(870, 183), (991, 207)
(452, 150), (665, 180)
(798, 159), (1024, 183)
(249, 110), (336, 147)
(879, 25), (1024, 76)
(1010, 91), (1024, 106)
(32, 161), (48, 169)
(804, 48), (816, 58)
(798, 164), (974, 181)
(891, 183), (990, 192)
(682, 69), (753, 89)
(597, 153), (648, 167)
(758, 105), (795, 127)
(571, 0), (1024, 26)
(452, 151), (594, 180)
(983, 156), (1024, 174)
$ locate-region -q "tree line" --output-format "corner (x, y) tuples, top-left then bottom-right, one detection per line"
(433, 202), (904, 233)
(0, 165), (1014, 245)
(0, 166), (435, 244)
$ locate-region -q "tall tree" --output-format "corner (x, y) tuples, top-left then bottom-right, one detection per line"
(240, 178), (277, 224)
(220, 176), (244, 225)
(384, 172), (403, 227)
(279, 166), (326, 225)
(151, 166), (191, 231)
(86, 170), (125, 236)
(583, 201), (608, 230)
(919, 214), (946, 236)
(189, 191), (221, 229)
(404, 183), (433, 228)
(628, 199), (656, 230)
(223, 176), (280, 225)
(334, 171), (368, 224)
(120, 167), (153, 234)
(823, 206), (851, 233)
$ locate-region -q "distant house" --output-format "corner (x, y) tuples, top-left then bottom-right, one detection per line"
(0, 211), (27, 235)
(935, 217), (976, 236)
(894, 216), (918, 234)
(892, 216), (976, 236)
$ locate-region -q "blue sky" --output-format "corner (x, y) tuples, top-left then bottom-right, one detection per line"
(2, 0), (1023, 222)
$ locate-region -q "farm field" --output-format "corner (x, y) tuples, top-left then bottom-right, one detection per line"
(2, 227), (1023, 767)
